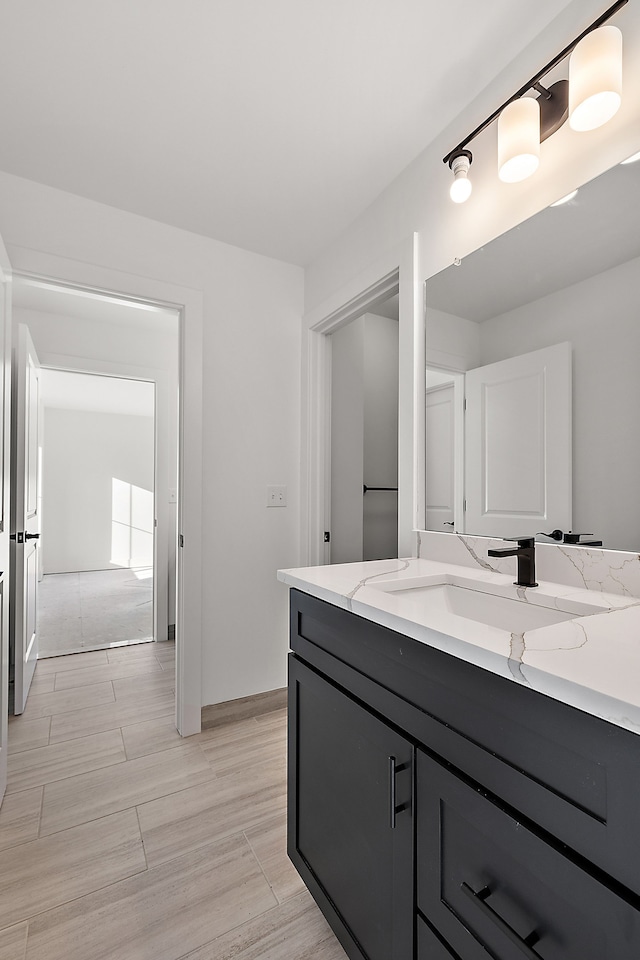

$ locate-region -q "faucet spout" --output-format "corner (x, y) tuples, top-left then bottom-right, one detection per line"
(487, 546), (520, 558)
(488, 536), (538, 588)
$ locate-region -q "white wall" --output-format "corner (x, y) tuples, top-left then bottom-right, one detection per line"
(43, 408), (155, 573)
(330, 313), (398, 562)
(0, 174), (303, 710)
(479, 254), (640, 551)
(304, 0), (640, 319)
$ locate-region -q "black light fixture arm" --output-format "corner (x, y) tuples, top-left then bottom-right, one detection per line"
(532, 82), (553, 100)
(443, 0), (628, 166)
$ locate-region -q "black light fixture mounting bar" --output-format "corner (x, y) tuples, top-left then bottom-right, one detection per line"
(442, 0), (628, 166)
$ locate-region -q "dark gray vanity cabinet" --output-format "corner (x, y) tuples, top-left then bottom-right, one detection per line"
(288, 588), (640, 960)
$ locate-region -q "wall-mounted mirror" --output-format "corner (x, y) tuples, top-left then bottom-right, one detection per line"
(425, 156), (640, 551)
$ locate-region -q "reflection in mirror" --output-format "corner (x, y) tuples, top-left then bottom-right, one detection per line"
(425, 156), (640, 551)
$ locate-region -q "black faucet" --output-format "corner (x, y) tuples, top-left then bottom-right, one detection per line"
(487, 536), (538, 588)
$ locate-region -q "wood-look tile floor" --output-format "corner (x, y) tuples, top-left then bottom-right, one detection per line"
(1, 643), (346, 960)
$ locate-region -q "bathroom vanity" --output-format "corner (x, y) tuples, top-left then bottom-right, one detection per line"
(279, 555), (640, 960)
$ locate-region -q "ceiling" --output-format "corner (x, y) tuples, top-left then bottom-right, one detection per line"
(426, 155), (640, 322)
(0, 1), (578, 266)
(40, 369), (155, 417)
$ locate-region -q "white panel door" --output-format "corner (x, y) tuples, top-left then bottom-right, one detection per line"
(10, 325), (41, 715)
(426, 383), (455, 532)
(0, 254), (12, 801)
(464, 342), (572, 539)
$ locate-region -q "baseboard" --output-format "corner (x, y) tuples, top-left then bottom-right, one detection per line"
(201, 687), (287, 729)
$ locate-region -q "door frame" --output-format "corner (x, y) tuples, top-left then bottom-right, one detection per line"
(9, 251), (203, 737)
(37, 358), (169, 650)
(0, 238), (11, 800)
(300, 234), (423, 565)
(10, 325), (42, 713)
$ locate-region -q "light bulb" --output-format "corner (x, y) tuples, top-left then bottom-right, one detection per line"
(449, 152), (472, 203)
(450, 172), (472, 203)
(569, 25), (622, 132)
(498, 98), (540, 183)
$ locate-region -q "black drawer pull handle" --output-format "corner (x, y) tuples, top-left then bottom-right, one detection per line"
(389, 756), (396, 828)
(461, 883), (542, 960)
(388, 757), (410, 828)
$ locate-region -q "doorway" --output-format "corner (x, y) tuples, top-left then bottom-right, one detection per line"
(299, 235), (423, 567)
(330, 296), (399, 562)
(10, 275), (180, 713)
(38, 369), (157, 657)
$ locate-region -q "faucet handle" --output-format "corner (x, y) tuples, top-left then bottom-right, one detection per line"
(539, 529), (564, 541)
(503, 536), (535, 546)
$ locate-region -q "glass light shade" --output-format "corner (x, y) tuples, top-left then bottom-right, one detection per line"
(569, 25), (622, 132)
(498, 98), (540, 183)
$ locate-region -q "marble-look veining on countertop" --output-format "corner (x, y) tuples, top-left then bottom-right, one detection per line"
(279, 553), (640, 736)
(508, 632), (528, 684)
(416, 530), (640, 597)
(345, 557), (412, 604)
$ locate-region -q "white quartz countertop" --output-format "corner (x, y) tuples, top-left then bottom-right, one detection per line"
(278, 557), (640, 735)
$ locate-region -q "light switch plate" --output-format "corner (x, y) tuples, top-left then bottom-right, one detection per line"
(267, 484), (287, 507)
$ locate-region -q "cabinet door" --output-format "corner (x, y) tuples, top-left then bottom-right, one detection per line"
(288, 655), (413, 960)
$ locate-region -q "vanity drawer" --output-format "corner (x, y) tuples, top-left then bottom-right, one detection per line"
(417, 750), (640, 959)
(291, 589), (640, 896)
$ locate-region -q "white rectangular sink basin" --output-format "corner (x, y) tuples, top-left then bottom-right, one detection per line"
(367, 574), (606, 635)
(391, 583), (576, 633)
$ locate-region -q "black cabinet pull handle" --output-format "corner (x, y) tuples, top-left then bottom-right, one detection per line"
(25, 533), (40, 540)
(389, 756), (396, 829)
(461, 883), (542, 960)
(388, 756), (410, 829)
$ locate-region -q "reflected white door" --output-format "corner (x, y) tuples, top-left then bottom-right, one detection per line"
(464, 342), (572, 538)
(10, 325), (41, 715)
(0, 257), (12, 800)
(426, 383), (455, 531)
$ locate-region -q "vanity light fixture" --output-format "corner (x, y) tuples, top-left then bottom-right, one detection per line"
(444, 0), (627, 202)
